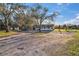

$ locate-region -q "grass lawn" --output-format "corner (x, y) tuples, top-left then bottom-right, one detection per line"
(54, 29), (66, 32)
(0, 31), (17, 38)
(66, 30), (79, 55)
(54, 29), (79, 32)
(54, 29), (79, 55)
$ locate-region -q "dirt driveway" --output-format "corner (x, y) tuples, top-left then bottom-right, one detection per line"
(0, 32), (74, 56)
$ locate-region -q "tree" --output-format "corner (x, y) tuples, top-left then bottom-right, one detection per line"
(31, 4), (48, 32)
(0, 20), (5, 30)
(0, 3), (19, 32)
(14, 4), (30, 31)
(47, 11), (59, 30)
(0, 3), (59, 32)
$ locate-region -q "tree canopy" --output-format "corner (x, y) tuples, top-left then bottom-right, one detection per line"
(0, 3), (59, 32)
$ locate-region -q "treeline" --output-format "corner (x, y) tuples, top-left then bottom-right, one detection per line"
(0, 3), (59, 32)
(55, 24), (79, 29)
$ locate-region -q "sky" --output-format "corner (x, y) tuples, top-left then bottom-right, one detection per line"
(25, 3), (79, 25)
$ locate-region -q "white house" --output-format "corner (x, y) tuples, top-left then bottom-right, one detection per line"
(34, 18), (54, 31)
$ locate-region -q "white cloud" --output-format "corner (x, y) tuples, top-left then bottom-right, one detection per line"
(57, 15), (64, 18)
(76, 13), (79, 16)
(64, 15), (79, 25)
(75, 14), (79, 19)
(57, 3), (63, 6)
(64, 19), (75, 24)
(57, 3), (70, 6)
(76, 16), (79, 19)
(55, 22), (63, 25)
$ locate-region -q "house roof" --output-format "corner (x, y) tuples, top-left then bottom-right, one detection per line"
(42, 19), (54, 25)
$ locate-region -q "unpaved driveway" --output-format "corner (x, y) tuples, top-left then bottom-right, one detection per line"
(0, 32), (74, 56)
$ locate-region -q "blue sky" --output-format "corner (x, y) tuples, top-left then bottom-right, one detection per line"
(25, 3), (79, 25)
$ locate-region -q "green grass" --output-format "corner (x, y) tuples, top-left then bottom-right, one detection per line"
(54, 29), (66, 32)
(54, 29), (79, 32)
(54, 29), (79, 55)
(66, 30), (79, 55)
(0, 31), (17, 38)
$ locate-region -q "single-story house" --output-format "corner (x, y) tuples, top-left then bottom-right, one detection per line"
(33, 18), (54, 31)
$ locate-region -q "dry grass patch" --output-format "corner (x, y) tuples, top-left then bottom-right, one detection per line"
(0, 31), (17, 38)
(66, 31), (79, 56)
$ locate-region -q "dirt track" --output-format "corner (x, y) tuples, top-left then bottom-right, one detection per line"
(0, 32), (73, 56)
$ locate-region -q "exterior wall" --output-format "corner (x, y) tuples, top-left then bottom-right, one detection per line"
(41, 25), (53, 30)
(34, 24), (54, 31)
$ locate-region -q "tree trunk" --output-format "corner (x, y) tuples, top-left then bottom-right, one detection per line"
(65, 25), (68, 32)
(5, 26), (9, 32)
(59, 25), (62, 34)
(39, 26), (41, 32)
(39, 23), (42, 32)
(39, 19), (42, 32)
(5, 19), (10, 32)
(12, 27), (15, 30)
(19, 27), (21, 31)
